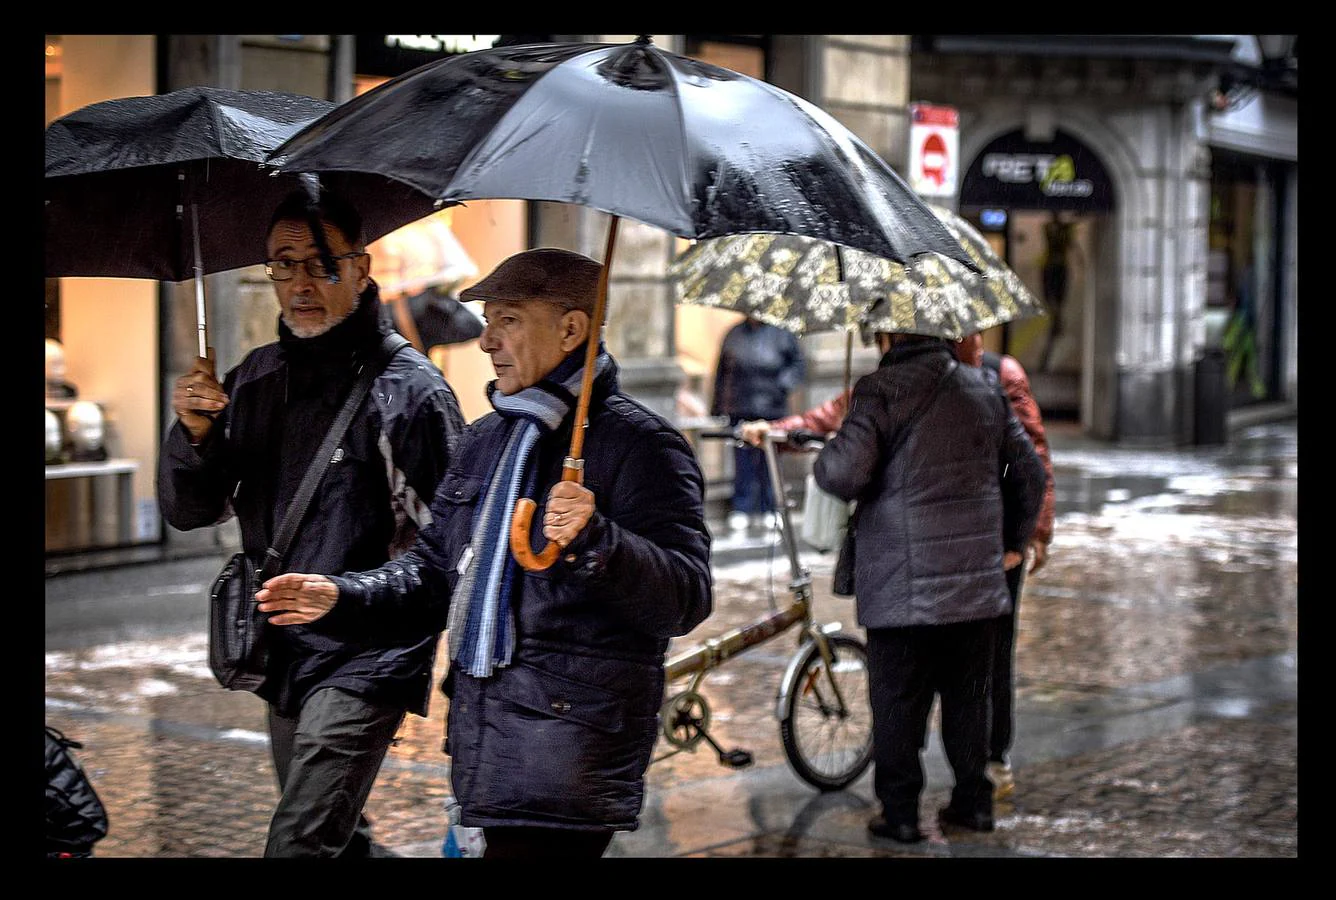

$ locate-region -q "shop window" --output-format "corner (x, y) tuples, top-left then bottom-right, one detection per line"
(1209, 150), (1278, 405)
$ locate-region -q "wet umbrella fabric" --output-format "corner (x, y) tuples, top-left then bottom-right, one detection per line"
(669, 205), (1046, 341)
(268, 38), (974, 269)
(45, 86), (440, 283)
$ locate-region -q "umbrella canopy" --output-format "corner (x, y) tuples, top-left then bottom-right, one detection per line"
(268, 38), (974, 270)
(269, 36), (978, 570)
(45, 86), (441, 282)
(669, 205), (1046, 342)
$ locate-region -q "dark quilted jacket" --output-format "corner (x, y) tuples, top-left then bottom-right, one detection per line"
(331, 357), (713, 831)
(813, 339), (1045, 629)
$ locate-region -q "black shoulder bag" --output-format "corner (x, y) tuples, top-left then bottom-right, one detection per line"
(45, 725), (109, 858)
(208, 333), (409, 692)
(832, 359), (958, 597)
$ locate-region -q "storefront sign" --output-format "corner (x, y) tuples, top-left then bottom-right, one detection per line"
(908, 103), (959, 198)
(384, 35), (500, 54)
(355, 34), (549, 78)
(961, 129), (1114, 212)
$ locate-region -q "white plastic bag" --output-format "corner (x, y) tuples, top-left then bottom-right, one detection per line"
(800, 472), (850, 553)
(441, 799), (486, 858)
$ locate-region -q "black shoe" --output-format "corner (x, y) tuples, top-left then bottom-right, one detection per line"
(867, 815), (925, 844)
(937, 805), (994, 833)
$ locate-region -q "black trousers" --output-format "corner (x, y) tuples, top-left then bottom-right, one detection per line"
(990, 564), (1025, 763)
(866, 620), (995, 825)
(265, 687), (404, 858)
(728, 416), (776, 515)
(482, 826), (615, 859)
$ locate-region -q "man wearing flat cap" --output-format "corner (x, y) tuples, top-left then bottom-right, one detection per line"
(259, 247), (714, 858)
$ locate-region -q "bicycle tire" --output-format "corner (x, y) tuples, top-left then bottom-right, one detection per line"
(778, 633), (873, 791)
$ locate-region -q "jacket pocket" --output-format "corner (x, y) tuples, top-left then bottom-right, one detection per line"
(437, 471), (484, 507)
(451, 659), (649, 826)
(500, 662), (624, 734)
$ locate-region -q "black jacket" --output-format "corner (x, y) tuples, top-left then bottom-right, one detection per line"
(158, 285), (465, 717)
(331, 356), (713, 831)
(711, 319), (805, 420)
(814, 338), (1045, 629)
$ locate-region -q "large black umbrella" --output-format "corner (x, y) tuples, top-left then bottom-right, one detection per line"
(270, 36), (976, 569)
(45, 85), (440, 357)
(269, 38), (971, 267)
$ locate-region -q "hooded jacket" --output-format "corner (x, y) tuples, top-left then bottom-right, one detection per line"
(813, 338), (1045, 629)
(329, 354), (713, 831)
(158, 284), (465, 717)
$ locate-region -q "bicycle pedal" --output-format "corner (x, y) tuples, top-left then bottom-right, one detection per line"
(720, 749), (754, 768)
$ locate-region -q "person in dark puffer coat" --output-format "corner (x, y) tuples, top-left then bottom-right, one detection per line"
(814, 331), (1044, 845)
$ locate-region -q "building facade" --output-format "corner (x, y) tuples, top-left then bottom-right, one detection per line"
(44, 34), (1297, 563)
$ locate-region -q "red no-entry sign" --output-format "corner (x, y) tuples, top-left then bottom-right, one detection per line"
(909, 103), (959, 198)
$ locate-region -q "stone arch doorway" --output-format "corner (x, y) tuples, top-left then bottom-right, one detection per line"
(959, 127), (1117, 423)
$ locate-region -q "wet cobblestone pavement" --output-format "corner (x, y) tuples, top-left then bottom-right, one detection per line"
(44, 422), (1299, 858)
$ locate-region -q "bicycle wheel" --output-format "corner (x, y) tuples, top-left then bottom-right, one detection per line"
(778, 633), (873, 791)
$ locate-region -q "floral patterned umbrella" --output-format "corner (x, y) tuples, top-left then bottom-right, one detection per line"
(669, 205), (1046, 341)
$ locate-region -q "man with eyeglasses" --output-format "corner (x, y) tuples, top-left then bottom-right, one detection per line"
(157, 189), (466, 857)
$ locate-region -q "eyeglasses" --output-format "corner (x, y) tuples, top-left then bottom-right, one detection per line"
(264, 252), (366, 282)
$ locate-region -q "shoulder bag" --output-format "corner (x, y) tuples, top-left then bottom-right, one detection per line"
(45, 725), (109, 858)
(208, 333), (409, 692)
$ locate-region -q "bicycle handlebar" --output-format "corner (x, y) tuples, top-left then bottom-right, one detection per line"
(698, 426), (826, 451)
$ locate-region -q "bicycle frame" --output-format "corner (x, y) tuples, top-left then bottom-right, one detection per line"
(656, 428), (854, 768)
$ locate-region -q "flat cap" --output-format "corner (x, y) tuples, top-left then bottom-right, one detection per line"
(460, 248), (602, 314)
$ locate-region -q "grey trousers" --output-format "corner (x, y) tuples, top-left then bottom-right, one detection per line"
(264, 687), (404, 858)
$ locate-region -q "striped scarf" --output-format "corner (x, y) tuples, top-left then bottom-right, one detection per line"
(446, 345), (611, 677)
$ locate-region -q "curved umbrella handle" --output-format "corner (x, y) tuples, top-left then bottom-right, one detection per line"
(510, 460), (584, 571)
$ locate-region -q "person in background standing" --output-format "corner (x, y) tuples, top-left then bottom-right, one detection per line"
(813, 330), (1044, 844)
(711, 316), (805, 530)
(954, 332), (1056, 802)
(743, 330), (1056, 807)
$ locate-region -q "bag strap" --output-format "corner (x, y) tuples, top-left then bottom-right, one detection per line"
(259, 332), (409, 580)
(889, 357), (958, 457)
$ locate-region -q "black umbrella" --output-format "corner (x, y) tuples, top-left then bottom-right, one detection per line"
(45, 86), (440, 357)
(270, 36), (977, 570)
(407, 290), (485, 348)
(269, 38), (971, 267)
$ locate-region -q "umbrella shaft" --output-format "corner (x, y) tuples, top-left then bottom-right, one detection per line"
(566, 214), (619, 463)
(195, 279), (208, 358)
(192, 203), (208, 358)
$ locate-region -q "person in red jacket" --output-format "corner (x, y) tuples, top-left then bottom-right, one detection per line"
(953, 332), (1055, 802)
(741, 330), (1056, 802)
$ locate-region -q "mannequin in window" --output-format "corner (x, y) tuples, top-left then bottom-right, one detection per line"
(1038, 212), (1082, 373)
(45, 339), (78, 399)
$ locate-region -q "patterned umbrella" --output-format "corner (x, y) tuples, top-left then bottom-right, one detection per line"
(669, 205), (1045, 341)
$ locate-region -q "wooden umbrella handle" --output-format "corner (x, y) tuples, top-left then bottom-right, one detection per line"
(510, 460), (584, 571)
(509, 215), (619, 572)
